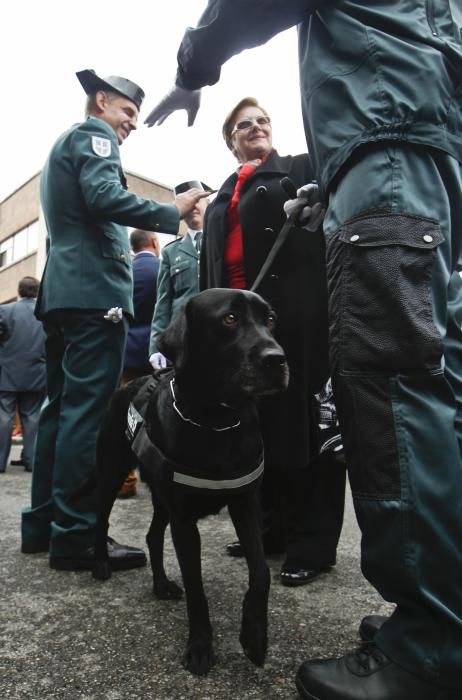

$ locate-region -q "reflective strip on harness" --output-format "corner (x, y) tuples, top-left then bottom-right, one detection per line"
(131, 423), (263, 495)
(172, 460), (264, 491)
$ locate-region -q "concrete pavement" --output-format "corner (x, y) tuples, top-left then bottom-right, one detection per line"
(0, 444), (392, 699)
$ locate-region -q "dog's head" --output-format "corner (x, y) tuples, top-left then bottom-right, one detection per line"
(157, 289), (289, 403)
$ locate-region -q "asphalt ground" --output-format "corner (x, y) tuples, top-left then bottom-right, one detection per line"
(0, 443), (393, 700)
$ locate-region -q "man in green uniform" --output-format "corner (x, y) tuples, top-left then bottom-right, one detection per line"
(149, 180), (208, 369)
(21, 69), (208, 572)
(144, 3), (462, 699)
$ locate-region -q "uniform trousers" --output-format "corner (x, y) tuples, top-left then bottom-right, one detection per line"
(21, 310), (128, 558)
(324, 143), (462, 689)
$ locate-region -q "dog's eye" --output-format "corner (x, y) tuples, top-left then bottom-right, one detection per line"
(267, 314), (275, 327)
(223, 313), (237, 326)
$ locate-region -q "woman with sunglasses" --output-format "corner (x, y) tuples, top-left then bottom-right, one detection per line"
(200, 97), (346, 587)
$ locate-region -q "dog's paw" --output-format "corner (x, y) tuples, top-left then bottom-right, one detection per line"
(240, 621), (267, 666)
(92, 560), (112, 581)
(182, 639), (216, 676)
(153, 579), (183, 600)
(240, 594), (268, 666)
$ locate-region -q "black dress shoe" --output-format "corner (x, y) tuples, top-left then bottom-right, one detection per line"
(226, 541), (244, 557)
(50, 536), (147, 572)
(225, 539), (285, 558)
(280, 563), (332, 587)
(296, 643), (457, 700)
(359, 614), (389, 642)
(11, 458), (25, 466)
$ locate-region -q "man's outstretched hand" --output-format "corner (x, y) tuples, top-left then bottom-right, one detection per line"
(144, 85), (202, 127)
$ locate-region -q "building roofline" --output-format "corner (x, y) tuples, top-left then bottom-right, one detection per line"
(1, 169), (173, 206)
(124, 169), (173, 193)
(1, 171), (41, 205)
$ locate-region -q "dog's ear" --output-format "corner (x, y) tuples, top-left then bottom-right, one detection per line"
(157, 302), (189, 372)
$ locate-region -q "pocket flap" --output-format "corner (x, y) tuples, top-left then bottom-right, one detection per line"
(171, 260), (191, 275)
(338, 213), (444, 249)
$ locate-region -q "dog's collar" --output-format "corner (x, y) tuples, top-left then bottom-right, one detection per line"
(170, 379), (241, 432)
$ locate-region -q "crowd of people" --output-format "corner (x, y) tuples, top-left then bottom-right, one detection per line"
(1, 2), (461, 698)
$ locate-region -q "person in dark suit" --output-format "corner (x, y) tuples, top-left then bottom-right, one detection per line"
(0, 277), (46, 473)
(200, 97), (346, 587)
(149, 181), (209, 369)
(21, 69), (209, 572)
(124, 229), (161, 376)
(118, 228), (160, 499)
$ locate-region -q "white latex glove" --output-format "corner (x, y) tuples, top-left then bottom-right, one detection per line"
(149, 352), (167, 370)
(144, 86), (202, 127)
(283, 183), (325, 232)
(104, 307), (123, 323)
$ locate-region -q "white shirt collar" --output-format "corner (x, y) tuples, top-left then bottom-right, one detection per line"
(133, 250), (157, 257)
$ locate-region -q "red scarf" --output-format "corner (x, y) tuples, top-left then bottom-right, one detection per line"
(224, 161), (259, 289)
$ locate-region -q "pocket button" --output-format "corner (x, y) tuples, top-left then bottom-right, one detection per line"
(423, 235), (433, 243)
(350, 234), (359, 242)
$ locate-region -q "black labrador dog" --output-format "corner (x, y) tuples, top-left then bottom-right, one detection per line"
(92, 288), (288, 675)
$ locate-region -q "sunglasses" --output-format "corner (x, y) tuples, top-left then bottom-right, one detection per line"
(231, 115), (271, 136)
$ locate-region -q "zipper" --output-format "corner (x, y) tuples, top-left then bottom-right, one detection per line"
(426, 0), (438, 37)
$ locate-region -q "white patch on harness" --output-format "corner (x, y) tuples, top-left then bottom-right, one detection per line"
(127, 402), (144, 440)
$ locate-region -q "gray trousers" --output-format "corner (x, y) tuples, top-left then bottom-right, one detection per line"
(0, 391), (44, 470)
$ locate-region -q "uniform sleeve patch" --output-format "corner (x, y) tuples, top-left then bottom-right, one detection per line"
(91, 136), (111, 157)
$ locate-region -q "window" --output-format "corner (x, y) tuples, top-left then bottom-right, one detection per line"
(0, 221), (39, 269)
(0, 238), (13, 268)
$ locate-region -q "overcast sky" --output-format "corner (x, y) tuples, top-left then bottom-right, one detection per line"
(1, 1), (308, 203)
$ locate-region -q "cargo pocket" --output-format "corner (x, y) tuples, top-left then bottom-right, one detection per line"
(326, 212), (444, 376)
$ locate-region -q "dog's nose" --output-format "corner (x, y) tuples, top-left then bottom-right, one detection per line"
(261, 349), (286, 368)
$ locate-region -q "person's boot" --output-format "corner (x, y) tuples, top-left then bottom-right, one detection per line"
(358, 614), (389, 642)
(296, 643), (459, 699)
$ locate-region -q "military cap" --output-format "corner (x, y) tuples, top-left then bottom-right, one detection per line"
(174, 181), (214, 195)
(76, 68), (145, 110)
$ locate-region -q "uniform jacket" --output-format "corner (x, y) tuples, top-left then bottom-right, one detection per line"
(149, 233), (200, 355)
(176, 0), (462, 195)
(201, 150), (329, 469)
(38, 116), (180, 319)
(0, 298), (46, 392)
(124, 251), (160, 371)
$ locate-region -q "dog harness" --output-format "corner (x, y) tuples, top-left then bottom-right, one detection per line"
(126, 375), (264, 495)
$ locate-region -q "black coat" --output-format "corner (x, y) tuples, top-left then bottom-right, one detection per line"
(201, 150), (329, 469)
